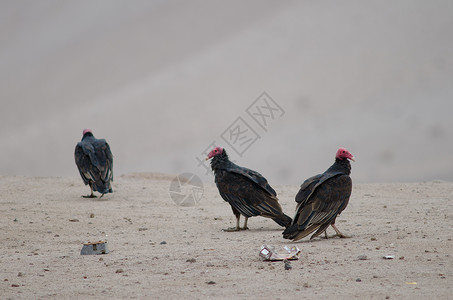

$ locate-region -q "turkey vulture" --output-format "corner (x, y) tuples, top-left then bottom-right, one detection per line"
(74, 129), (113, 198)
(206, 146), (292, 231)
(283, 148), (354, 241)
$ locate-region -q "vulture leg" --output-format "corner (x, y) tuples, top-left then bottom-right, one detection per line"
(224, 209), (241, 232)
(241, 217), (249, 230)
(83, 183), (97, 198)
(324, 230), (329, 239)
(331, 224), (349, 238)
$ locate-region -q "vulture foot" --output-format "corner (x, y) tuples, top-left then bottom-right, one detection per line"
(82, 194), (97, 198)
(331, 224), (350, 238)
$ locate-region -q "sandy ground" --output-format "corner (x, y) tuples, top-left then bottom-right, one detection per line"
(1, 173), (452, 299)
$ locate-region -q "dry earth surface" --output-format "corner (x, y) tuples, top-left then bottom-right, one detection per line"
(1, 174), (453, 299)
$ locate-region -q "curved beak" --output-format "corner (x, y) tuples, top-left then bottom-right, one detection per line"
(349, 156), (355, 162)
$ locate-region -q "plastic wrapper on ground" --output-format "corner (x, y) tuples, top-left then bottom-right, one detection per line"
(259, 245), (300, 261)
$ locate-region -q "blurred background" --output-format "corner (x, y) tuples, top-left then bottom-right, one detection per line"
(1, 0), (452, 184)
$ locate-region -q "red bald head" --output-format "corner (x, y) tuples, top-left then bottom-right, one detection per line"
(83, 128), (92, 136)
(206, 146), (224, 160)
(336, 147), (355, 161)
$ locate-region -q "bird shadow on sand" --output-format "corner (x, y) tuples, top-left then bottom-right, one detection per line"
(280, 235), (352, 244)
(221, 227), (285, 233)
(77, 195), (111, 202)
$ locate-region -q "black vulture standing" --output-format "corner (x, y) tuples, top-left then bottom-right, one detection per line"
(283, 148), (354, 241)
(74, 129), (113, 198)
(206, 146), (292, 231)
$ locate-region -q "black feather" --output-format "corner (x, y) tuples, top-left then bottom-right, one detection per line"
(74, 132), (113, 195)
(283, 157), (352, 241)
(211, 149), (292, 228)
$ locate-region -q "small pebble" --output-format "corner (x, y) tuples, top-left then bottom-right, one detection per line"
(356, 278), (362, 282)
(357, 255), (368, 260)
(17, 272), (23, 277)
(284, 259), (292, 270)
(186, 258), (196, 263)
(11, 284), (20, 287)
(160, 241), (167, 245)
(115, 269), (124, 274)
(206, 281), (216, 285)
(69, 219), (79, 222)
(89, 213), (95, 218)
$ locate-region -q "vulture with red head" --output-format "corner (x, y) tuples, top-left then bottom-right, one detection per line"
(74, 129), (113, 198)
(207, 146), (292, 231)
(283, 148), (354, 241)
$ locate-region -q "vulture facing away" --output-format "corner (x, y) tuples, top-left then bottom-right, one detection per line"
(74, 129), (113, 198)
(207, 146), (292, 231)
(283, 148), (354, 241)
